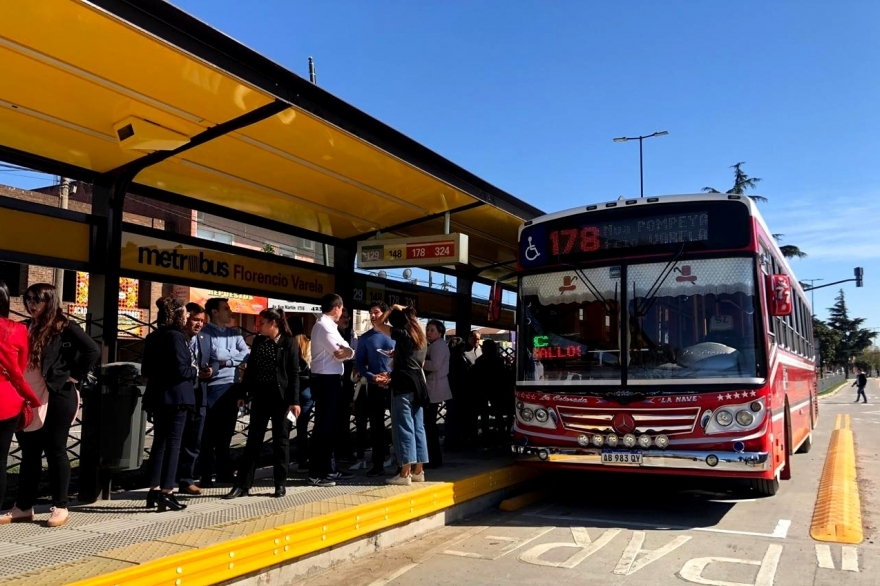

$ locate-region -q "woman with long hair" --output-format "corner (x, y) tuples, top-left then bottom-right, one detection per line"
(373, 304), (429, 485)
(224, 308), (300, 499)
(0, 281), (41, 521)
(6, 283), (99, 527)
(288, 316), (313, 472)
(141, 297), (197, 512)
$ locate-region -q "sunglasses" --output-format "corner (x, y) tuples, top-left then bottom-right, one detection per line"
(23, 295), (45, 304)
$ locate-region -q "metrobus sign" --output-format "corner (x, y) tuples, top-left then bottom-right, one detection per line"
(356, 233), (468, 269)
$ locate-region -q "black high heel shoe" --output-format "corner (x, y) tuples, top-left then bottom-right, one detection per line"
(156, 492), (186, 512)
(146, 489), (159, 509)
(168, 493), (187, 509)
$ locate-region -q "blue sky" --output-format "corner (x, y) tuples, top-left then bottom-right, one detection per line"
(4, 1), (878, 330)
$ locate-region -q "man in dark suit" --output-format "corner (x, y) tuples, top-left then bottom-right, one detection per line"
(177, 303), (217, 494)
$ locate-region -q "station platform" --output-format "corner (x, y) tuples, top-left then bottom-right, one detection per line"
(0, 453), (536, 586)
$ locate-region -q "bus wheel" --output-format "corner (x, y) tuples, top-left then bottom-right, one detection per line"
(796, 432), (813, 454)
(749, 476), (780, 497)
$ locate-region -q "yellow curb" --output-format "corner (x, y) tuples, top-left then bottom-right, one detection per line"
(67, 466), (539, 586)
(499, 489), (548, 512)
(810, 413), (863, 544)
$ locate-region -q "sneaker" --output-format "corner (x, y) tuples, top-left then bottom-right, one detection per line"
(411, 472), (426, 483)
(47, 507), (69, 528)
(329, 470), (353, 480)
(383, 456), (394, 468)
(349, 460), (366, 471)
(385, 475), (411, 486)
(309, 477), (337, 487)
(366, 466), (386, 478)
(0, 506), (33, 524)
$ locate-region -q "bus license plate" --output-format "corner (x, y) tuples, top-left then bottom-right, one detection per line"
(601, 451), (642, 465)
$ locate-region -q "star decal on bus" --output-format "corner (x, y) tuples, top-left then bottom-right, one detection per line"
(717, 394), (725, 401)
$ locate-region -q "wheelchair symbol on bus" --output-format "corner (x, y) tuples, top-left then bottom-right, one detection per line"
(524, 237), (541, 262)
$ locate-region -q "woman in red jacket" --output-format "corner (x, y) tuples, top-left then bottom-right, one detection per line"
(0, 281), (41, 523)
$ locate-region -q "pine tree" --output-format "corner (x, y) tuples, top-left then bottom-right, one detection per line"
(826, 289), (876, 376)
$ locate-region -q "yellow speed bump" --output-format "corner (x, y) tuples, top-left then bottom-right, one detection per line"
(810, 414), (863, 544)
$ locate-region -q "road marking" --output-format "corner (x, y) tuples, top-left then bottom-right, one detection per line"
(815, 544), (859, 572)
(841, 546), (859, 572)
(816, 544), (834, 569)
(365, 563), (419, 586)
(524, 512), (791, 539)
(679, 544), (783, 586)
(443, 526), (554, 561)
(519, 527), (621, 569)
(613, 531), (691, 575)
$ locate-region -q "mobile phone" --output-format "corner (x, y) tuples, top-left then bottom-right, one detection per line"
(286, 410), (296, 423)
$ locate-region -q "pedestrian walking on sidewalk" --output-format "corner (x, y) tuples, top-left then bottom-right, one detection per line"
(225, 308), (300, 499)
(852, 368), (868, 403)
(7, 283), (100, 527)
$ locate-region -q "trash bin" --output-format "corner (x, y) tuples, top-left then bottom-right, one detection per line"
(78, 362), (146, 502)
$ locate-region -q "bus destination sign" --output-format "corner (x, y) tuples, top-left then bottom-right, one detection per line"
(357, 233), (468, 269)
(519, 200), (752, 269)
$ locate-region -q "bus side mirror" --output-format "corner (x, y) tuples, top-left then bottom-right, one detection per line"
(766, 274), (793, 316)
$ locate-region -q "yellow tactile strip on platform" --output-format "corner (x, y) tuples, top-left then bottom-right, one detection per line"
(810, 414), (863, 544)
(0, 557), (134, 586)
(66, 466), (538, 586)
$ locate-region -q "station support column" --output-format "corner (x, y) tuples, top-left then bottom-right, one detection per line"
(334, 244), (356, 313)
(455, 276), (473, 341)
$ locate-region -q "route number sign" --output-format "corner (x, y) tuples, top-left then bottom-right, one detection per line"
(357, 233), (468, 269)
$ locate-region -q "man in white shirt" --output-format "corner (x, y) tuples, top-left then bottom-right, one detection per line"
(308, 293), (355, 486)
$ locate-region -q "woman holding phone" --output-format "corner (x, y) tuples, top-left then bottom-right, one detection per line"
(225, 308), (300, 499)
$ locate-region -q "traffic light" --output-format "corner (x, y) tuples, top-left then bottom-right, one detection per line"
(854, 267), (864, 287)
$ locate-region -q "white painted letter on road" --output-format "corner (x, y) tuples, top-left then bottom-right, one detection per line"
(613, 531), (691, 575)
(679, 544), (783, 586)
(519, 527), (621, 569)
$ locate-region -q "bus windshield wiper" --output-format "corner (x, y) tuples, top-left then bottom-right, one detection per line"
(575, 267), (616, 316)
(635, 242), (689, 317)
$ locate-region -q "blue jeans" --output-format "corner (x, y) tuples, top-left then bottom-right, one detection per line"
(391, 392), (428, 466)
(295, 387), (314, 465)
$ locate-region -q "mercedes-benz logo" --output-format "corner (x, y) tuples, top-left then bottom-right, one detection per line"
(612, 412), (636, 435)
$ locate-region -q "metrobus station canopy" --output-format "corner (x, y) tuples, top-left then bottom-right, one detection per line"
(0, 0), (541, 293)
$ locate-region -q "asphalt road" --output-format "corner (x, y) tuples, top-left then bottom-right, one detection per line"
(294, 380), (880, 586)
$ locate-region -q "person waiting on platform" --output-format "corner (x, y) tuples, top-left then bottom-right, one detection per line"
(372, 305), (429, 485)
(142, 297), (197, 512)
(225, 308), (301, 499)
(423, 320), (452, 468)
(6, 283), (99, 527)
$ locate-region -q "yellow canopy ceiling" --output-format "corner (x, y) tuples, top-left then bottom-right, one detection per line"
(0, 0), (541, 283)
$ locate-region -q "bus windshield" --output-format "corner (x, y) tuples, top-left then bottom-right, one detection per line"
(628, 257), (761, 382)
(518, 257), (762, 385)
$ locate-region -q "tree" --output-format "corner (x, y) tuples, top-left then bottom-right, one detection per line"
(703, 162), (767, 202)
(262, 243), (276, 254)
(826, 289), (877, 376)
(813, 317), (841, 372)
(702, 162), (806, 259)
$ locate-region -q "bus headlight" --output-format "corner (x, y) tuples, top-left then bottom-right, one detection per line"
(606, 434), (619, 447)
(623, 434), (637, 448)
(520, 408), (534, 422)
(749, 401), (762, 412)
(735, 410), (754, 427)
(577, 434), (590, 447)
(516, 401), (524, 410)
(715, 410), (733, 427)
(534, 409), (549, 423)
(655, 435), (670, 449)
(638, 434), (652, 448)
(592, 434), (604, 447)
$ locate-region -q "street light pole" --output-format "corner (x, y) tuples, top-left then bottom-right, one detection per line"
(613, 131), (669, 198)
(802, 278), (823, 315)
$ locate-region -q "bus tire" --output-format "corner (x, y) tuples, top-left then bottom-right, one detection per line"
(796, 432), (813, 454)
(749, 477), (780, 497)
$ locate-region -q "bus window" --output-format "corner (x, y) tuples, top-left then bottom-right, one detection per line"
(519, 268), (621, 383)
(627, 257), (760, 380)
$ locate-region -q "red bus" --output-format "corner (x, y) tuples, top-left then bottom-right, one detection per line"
(513, 194), (817, 495)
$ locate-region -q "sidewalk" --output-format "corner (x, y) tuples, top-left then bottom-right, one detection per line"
(0, 451), (536, 586)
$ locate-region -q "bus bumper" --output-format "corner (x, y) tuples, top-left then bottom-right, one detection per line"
(511, 445), (771, 473)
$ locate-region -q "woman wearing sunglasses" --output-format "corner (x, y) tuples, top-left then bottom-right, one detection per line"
(0, 281), (42, 523)
(4, 283), (100, 527)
